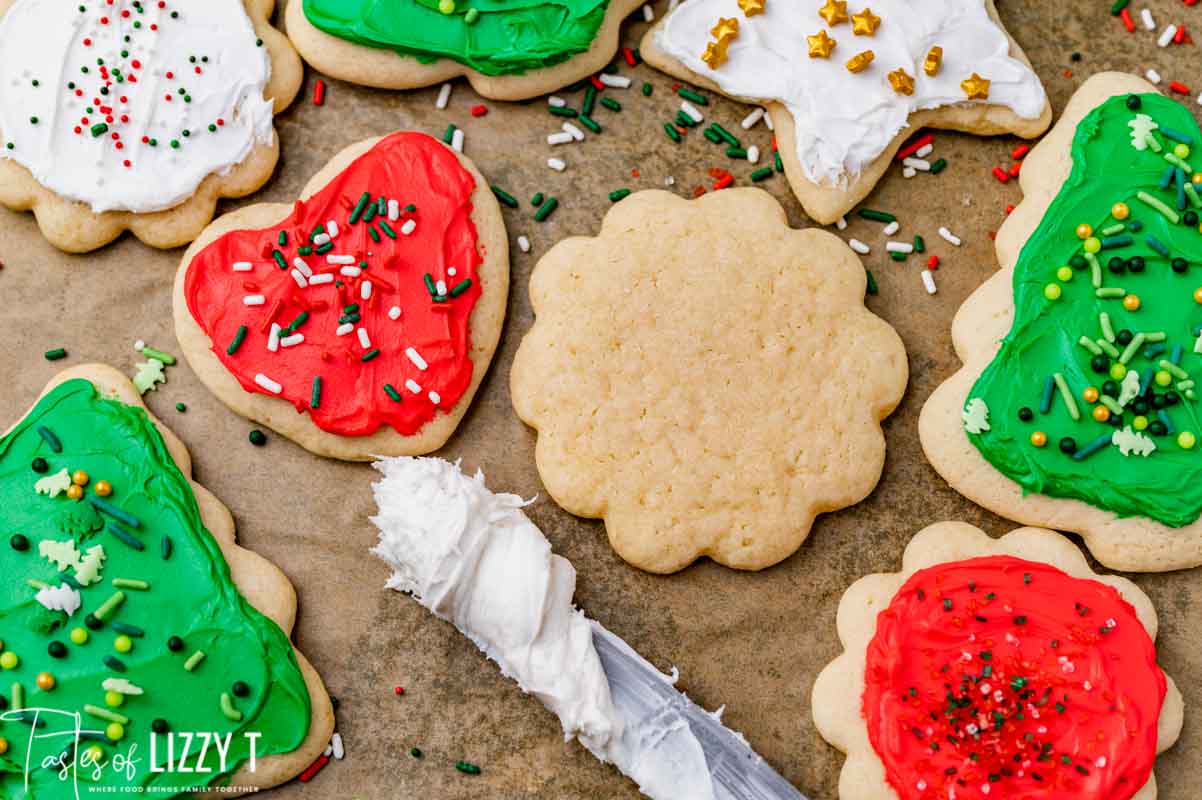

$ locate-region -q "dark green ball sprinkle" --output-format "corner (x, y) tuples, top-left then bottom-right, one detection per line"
(232, 681), (250, 697)
(31, 457), (48, 473)
(48, 641), (67, 659)
(410, 747), (423, 759)
(1115, 329), (1134, 347)
(10, 534), (30, 552)
(167, 635), (184, 652)
(1017, 407), (1033, 422)
(29, 116), (38, 124)
(175, 402), (187, 412)
(1166, 391), (1182, 406)
(1126, 94), (1142, 110)
(85, 614), (103, 630)
(455, 761), (482, 775)
(1149, 420), (1168, 436)
(1069, 254), (1087, 270)
(1090, 355), (1110, 374)
(1127, 255), (1146, 273)
(248, 429), (267, 446)
(1102, 380), (1119, 398)
(1172, 258), (1189, 274)
(1059, 437), (1077, 455)
(152, 718), (169, 734)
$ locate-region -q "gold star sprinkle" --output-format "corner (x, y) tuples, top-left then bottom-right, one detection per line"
(845, 49), (874, 73)
(850, 7), (880, 35)
(738, 0), (766, 17)
(702, 40), (727, 69)
(887, 68), (914, 95)
(818, 0), (848, 26)
(711, 16), (740, 44)
(923, 46), (943, 77)
(807, 30), (837, 58)
(961, 72), (991, 100)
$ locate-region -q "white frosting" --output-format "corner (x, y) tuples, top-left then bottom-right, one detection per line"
(0, 0), (274, 213)
(370, 457), (717, 800)
(656, 0), (1047, 186)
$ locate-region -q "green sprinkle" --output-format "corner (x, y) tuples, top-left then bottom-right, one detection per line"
(866, 269), (879, 296)
(1085, 252), (1102, 287)
(703, 126), (722, 143)
(678, 87), (708, 105)
(278, 230), (288, 247)
(248, 429), (267, 446)
(36, 425), (62, 453)
(464, 7), (479, 24)
(1136, 190), (1180, 224)
(272, 249), (288, 270)
(1095, 288), (1126, 299)
(726, 146), (748, 159)
(220, 692), (243, 722)
(455, 761), (482, 776)
(112, 579), (149, 590)
(663, 122), (682, 143)
(141, 346), (175, 365)
(609, 188), (631, 202)
(43, 347), (68, 361)
(424, 273), (437, 296)
(491, 186), (518, 208)
(442, 123), (457, 145)
(311, 376), (322, 409)
(368, 226), (381, 243)
(534, 197), (559, 222)
(94, 591), (126, 622)
(11, 682), (24, 710)
(531, 192), (544, 207)
(1052, 373), (1080, 420)
(930, 158), (947, 174)
(1096, 339), (1120, 359)
(184, 651), (206, 672)
(1077, 336), (1102, 356)
(913, 235), (925, 254)
(600, 97), (621, 112)
(890, 251), (908, 262)
(1160, 360), (1189, 380)
(410, 747), (424, 758)
(774, 151), (784, 173)
(1119, 333), (1146, 364)
(1110, 0), (1130, 14)
(349, 191), (372, 224)
(549, 105), (578, 118)
(751, 166), (774, 182)
(583, 86), (597, 117)
(1099, 312), (1116, 342)
(84, 705), (129, 725)
(1072, 433), (1114, 462)
(858, 208), (896, 223)
(578, 115), (601, 134)
(1100, 395), (1122, 415)
(175, 403), (186, 413)
(642, 81), (652, 96)
(227, 325), (248, 355)
(450, 279), (473, 297)
(384, 383), (402, 403)
(709, 122), (739, 147)
(362, 348), (381, 362)
(161, 535), (173, 560)
(88, 495), (140, 529)
(90, 122), (109, 137)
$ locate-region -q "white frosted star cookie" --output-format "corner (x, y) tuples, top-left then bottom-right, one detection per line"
(640, 0), (1052, 224)
(0, 0), (302, 253)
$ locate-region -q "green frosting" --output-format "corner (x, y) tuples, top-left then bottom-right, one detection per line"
(302, 0), (610, 76)
(968, 93), (1202, 528)
(0, 379), (310, 797)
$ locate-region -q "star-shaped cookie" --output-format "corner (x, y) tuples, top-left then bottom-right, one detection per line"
(641, 0), (1052, 224)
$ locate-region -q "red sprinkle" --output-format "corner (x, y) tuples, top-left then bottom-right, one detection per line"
(622, 47), (637, 67)
(713, 174), (734, 190)
(926, 255), (939, 271)
(1008, 162), (1022, 178)
(470, 104), (487, 117)
(313, 79), (326, 106)
(589, 75), (605, 90)
(1173, 24), (1187, 43)
(1169, 81), (1191, 95)
(394, 686), (405, 696)
(1120, 7), (1136, 31)
(1005, 203), (1016, 215)
(298, 755), (330, 783)
(895, 132), (934, 162)
(1011, 143), (1030, 160)
(992, 166), (1011, 183)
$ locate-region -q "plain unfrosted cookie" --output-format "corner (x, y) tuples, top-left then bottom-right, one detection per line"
(174, 131), (509, 461)
(812, 522), (1184, 800)
(920, 73), (1202, 572)
(640, 0), (1052, 225)
(284, 0), (644, 101)
(0, 0), (302, 253)
(0, 364), (334, 797)
(510, 188), (907, 573)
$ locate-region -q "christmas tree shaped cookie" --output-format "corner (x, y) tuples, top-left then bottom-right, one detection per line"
(921, 73), (1202, 572)
(286, 0), (645, 100)
(0, 0), (302, 253)
(0, 365), (333, 795)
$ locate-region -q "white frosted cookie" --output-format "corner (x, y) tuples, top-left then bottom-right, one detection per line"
(510, 187), (907, 573)
(640, 0), (1052, 224)
(0, 0), (302, 252)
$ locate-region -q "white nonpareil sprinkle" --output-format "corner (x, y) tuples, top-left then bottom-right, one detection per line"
(336, 323), (354, 336)
(401, 219), (417, 236)
(1145, 68), (1162, 85)
(563, 121), (585, 141)
(309, 274), (334, 286)
(405, 347), (429, 371)
(428, 391), (442, 405)
(243, 294), (265, 306)
(915, 143), (934, 159)
(902, 166), (917, 179)
(332, 733), (345, 761)
(740, 107), (764, 130)
(267, 323), (281, 353)
(448, 267), (457, 277)
(326, 221), (339, 238)
(232, 261), (252, 272)
(292, 257), (312, 277)
(313, 233), (331, 247)
(357, 328), (371, 349)
(327, 254), (356, 265)
(405, 379), (422, 394)
(664, 176), (675, 186)
(922, 269), (937, 295)
(340, 266), (362, 277)
(280, 333), (304, 348)
(388, 306), (402, 320)
(254, 374), (282, 394)
(938, 226), (962, 246)
(436, 82), (452, 110)
(548, 95), (567, 108)
(547, 131), (574, 146)
(1141, 7), (1155, 30)
(836, 216), (848, 231)
(388, 199), (400, 221)
(599, 74), (631, 89)
(134, 340), (146, 351)
(1198, 92), (1202, 107)
(1158, 24), (1178, 47)
(642, 4), (654, 22)
(848, 239), (870, 255)
(747, 145), (760, 164)
(361, 281), (373, 301)
(680, 100), (704, 123)
(451, 128), (465, 153)
(547, 157), (567, 172)
(886, 241), (914, 254)
(518, 235), (531, 253)
(883, 220), (900, 236)
(903, 157), (931, 171)
(290, 269), (308, 288)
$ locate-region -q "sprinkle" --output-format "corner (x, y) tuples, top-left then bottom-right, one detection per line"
(1146, 69), (1162, 85)
(388, 306), (402, 321)
(1141, 7), (1155, 29)
(563, 122), (585, 141)
(451, 129), (465, 152)
(534, 197), (559, 222)
(232, 261), (253, 273)
(300, 755), (330, 782)
(313, 79), (326, 106)
(930, 158), (947, 174)
(548, 131), (574, 146)
(44, 348), (67, 361)
(1039, 376), (1056, 414)
(107, 521), (144, 551)
(886, 241), (914, 254)
(435, 82), (452, 109)
(741, 108), (765, 129)
(883, 220), (901, 236)
(384, 384), (402, 402)
(290, 269), (308, 288)
(254, 374), (282, 394)
(332, 732), (345, 760)
(183, 651), (206, 672)
(268, 323), (282, 353)
(243, 295), (265, 307)
(599, 74), (631, 89)
(491, 186), (518, 208)
(1078, 336), (1103, 355)
(518, 236), (531, 253)
(921, 270), (937, 295)
(1160, 24), (1180, 46)
(87, 496), (140, 528)
(405, 379), (422, 394)
(112, 579), (149, 591)
(280, 334), (305, 348)
(849, 239), (870, 255)
(36, 426), (62, 453)
(903, 157), (931, 172)
(938, 227), (962, 246)
(680, 101), (704, 123)
(220, 692), (243, 721)
(547, 157), (566, 172)
(1074, 432), (1116, 461)
(93, 591), (126, 622)
(85, 704), (129, 725)
(102, 656), (126, 672)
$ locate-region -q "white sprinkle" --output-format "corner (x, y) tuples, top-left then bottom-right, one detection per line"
(388, 199), (399, 221)
(332, 733), (345, 761)
(836, 216), (848, 231)
(267, 323), (281, 353)
(309, 274), (335, 286)
(599, 74), (631, 89)
(882, 220), (900, 236)
(232, 261), (253, 272)
(886, 241), (914, 254)
(280, 333), (304, 348)
(548, 95), (567, 108)
(243, 294), (265, 306)
(664, 175), (675, 186)
(401, 219), (417, 236)
(938, 226), (962, 246)
(740, 108), (764, 130)
(357, 328), (371, 349)
(388, 306), (402, 320)
(313, 233), (331, 247)
(518, 235), (531, 253)
(915, 143), (934, 158)
(254, 374), (282, 394)
(1096, 756), (1107, 768)
(340, 266), (362, 278)
(405, 347), (429, 370)
(903, 157), (931, 171)
(763, 110), (774, 131)
(436, 280), (448, 296)
(428, 391), (442, 405)
(405, 379), (422, 394)
(1146, 68), (1162, 85)
(436, 82), (453, 109)
(547, 131), (574, 146)
(336, 323), (354, 336)
(547, 157), (567, 172)
(290, 269), (308, 288)
(326, 221), (339, 238)
(642, 4), (654, 22)
(134, 340), (146, 352)
(448, 267), (457, 277)
(361, 281), (373, 301)
(563, 121), (585, 141)
(451, 128), (464, 153)
(324, 743), (333, 758)
(848, 239), (870, 255)
(326, 254), (356, 265)
(1141, 7), (1155, 30)
(922, 269), (937, 295)
(747, 145), (760, 164)
(1158, 23), (1178, 47)
(292, 257), (312, 278)
(902, 166), (917, 179)
(680, 100), (704, 123)
(1197, 92), (1202, 107)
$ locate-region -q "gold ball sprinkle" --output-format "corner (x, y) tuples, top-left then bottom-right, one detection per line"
(71, 470), (89, 487)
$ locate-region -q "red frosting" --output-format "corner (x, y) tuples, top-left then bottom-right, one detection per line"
(863, 556), (1164, 800)
(185, 131), (483, 437)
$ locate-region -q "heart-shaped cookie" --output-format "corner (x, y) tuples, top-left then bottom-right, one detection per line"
(174, 131), (508, 461)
